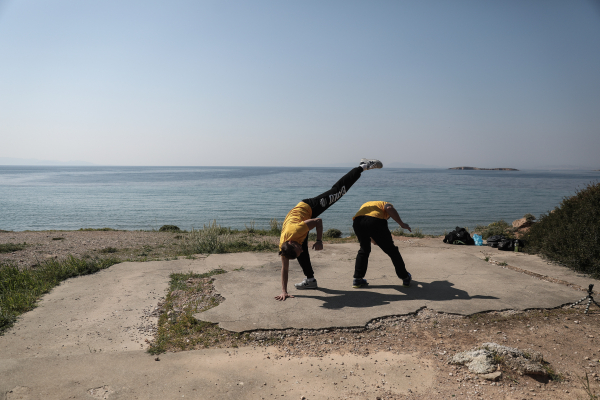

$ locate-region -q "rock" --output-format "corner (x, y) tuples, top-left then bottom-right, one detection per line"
(451, 349), (497, 374)
(512, 218), (535, 237)
(481, 371), (502, 381)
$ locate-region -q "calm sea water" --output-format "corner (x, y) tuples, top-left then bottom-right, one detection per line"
(1, 166), (598, 235)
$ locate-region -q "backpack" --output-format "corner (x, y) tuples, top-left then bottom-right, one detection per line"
(497, 238), (514, 251)
(498, 239), (525, 252)
(486, 235), (506, 248)
(443, 226), (475, 245)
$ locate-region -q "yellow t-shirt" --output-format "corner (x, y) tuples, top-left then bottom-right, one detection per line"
(279, 202), (312, 249)
(353, 201), (390, 220)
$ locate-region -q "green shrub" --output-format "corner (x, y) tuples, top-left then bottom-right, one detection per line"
(475, 220), (514, 240)
(523, 181), (600, 278)
(159, 225), (181, 232)
(324, 228), (342, 238)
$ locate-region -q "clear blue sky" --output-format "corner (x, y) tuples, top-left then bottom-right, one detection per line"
(1, 0), (599, 168)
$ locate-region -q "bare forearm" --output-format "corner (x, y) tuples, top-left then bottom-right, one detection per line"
(281, 257), (290, 293)
(315, 219), (323, 241)
(387, 206), (404, 225)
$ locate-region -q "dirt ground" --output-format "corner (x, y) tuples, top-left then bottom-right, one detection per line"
(2, 230), (600, 399)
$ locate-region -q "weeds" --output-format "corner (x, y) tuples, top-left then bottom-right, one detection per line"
(269, 218), (281, 234)
(0, 256), (120, 334)
(391, 227), (426, 238)
(581, 372), (599, 399)
(148, 269), (256, 355)
(0, 243), (27, 253)
(181, 220), (277, 255)
(99, 247), (118, 254)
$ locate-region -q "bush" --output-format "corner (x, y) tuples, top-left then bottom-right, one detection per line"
(159, 225), (181, 232)
(324, 228), (342, 238)
(523, 181), (600, 278)
(475, 220), (514, 240)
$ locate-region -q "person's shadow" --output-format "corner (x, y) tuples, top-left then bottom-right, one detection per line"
(294, 280), (498, 310)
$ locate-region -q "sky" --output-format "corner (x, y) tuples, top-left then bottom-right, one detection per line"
(0, 0), (599, 169)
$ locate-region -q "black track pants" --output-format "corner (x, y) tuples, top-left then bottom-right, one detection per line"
(352, 216), (409, 280)
(296, 166), (364, 278)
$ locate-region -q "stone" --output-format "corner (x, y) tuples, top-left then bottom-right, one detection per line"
(481, 371), (502, 381)
(451, 349), (497, 374)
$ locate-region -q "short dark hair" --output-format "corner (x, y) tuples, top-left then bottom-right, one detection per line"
(279, 242), (298, 260)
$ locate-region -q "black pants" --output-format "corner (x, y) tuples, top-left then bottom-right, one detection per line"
(296, 167), (363, 278)
(352, 215), (409, 280)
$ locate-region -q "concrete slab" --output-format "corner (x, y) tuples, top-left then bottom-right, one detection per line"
(196, 240), (597, 332)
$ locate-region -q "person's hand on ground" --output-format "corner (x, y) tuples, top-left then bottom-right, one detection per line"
(275, 292), (294, 301)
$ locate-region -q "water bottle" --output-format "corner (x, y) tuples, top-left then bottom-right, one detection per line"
(514, 240), (519, 252)
(473, 234), (482, 246)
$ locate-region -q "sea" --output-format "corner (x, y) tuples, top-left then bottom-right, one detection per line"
(1, 166), (599, 236)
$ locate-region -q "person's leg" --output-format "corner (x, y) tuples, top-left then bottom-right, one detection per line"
(302, 167), (363, 219)
(369, 219), (409, 280)
(353, 217), (372, 279)
(296, 236), (314, 279)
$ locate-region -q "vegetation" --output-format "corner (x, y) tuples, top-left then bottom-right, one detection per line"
(0, 256), (120, 334)
(474, 220), (514, 240)
(0, 243), (27, 253)
(269, 218), (282, 235)
(523, 181), (600, 278)
(390, 227), (426, 238)
(148, 269), (254, 354)
(159, 225), (181, 232)
(181, 220), (277, 255)
(324, 228), (342, 238)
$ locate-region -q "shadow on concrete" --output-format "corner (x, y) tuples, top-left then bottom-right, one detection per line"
(294, 280), (498, 310)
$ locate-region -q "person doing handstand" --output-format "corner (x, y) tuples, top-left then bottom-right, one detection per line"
(351, 201), (412, 288)
(276, 159), (383, 301)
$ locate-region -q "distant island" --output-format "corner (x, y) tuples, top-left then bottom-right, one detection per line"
(449, 166), (519, 171)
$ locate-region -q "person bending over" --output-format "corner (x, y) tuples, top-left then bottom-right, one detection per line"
(351, 201), (412, 288)
(276, 159), (383, 301)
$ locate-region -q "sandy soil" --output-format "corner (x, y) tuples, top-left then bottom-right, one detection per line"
(2, 230), (600, 399)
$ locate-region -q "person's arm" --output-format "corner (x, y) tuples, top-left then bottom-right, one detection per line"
(384, 203), (412, 232)
(304, 218), (324, 250)
(275, 256), (295, 301)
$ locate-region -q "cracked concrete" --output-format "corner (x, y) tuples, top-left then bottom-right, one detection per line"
(196, 239), (590, 332)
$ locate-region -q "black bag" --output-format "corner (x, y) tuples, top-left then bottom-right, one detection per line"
(497, 238), (513, 251)
(443, 226), (475, 245)
(486, 235), (506, 248)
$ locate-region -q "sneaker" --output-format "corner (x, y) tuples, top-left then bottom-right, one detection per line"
(360, 158), (383, 170)
(402, 272), (412, 287)
(352, 278), (369, 288)
(294, 277), (317, 290)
